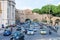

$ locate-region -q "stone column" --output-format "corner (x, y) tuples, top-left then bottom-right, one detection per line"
(47, 18), (50, 25)
(59, 22), (60, 26)
(53, 21), (55, 26)
(0, 2), (2, 14)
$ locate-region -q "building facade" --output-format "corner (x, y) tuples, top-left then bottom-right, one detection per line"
(15, 9), (52, 23)
(0, 0), (15, 28)
(15, 9), (60, 26)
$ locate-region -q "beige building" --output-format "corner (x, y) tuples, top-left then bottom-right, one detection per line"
(0, 0), (15, 28)
(15, 9), (60, 26)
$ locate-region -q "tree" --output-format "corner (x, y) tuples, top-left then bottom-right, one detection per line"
(32, 5), (60, 17)
(41, 5), (60, 17)
(32, 8), (41, 14)
(56, 5), (60, 17)
(50, 5), (58, 16)
(41, 5), (50, 14)
(51, 5), (60, 17)
(41, 5), (57, 14)
(57, 5), (60, 13)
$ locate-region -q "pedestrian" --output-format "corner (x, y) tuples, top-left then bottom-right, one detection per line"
(2, 24), (4, 28)
(10, 37), (13, 40)
(11, 27), (13, 33)
(25, 29), (27, 34)
(49, 30), (51, 35)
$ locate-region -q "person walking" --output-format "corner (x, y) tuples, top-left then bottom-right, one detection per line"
(10, 25), (13, 32)
(2, 24), (4, 28)
(49, 30), (52, 35)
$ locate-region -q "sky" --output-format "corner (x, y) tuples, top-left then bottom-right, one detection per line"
(15, 0), (60, 10)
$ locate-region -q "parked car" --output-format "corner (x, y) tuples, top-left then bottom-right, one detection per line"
(27, 29), (34, 35)
(10, 31), (24, 40)
(3, 29), (11, 36)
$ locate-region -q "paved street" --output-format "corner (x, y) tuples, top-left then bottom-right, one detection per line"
(25, 26), (60, 40)
(0, 26), (60, 40)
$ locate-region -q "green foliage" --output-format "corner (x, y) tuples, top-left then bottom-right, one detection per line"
(32, 8), (42, 14)
(41, 5), (50, 14)
(57, 5), (60, 13)
(32, 5), (60, 17)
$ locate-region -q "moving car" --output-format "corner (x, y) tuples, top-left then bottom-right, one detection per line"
(40, 29), (47, 35)
(16, 25), (21, 31)
(16, 27), (21, 31)
(27, 29), (34, 35)
(33, 28), (37, 32)
(21, 27), (25, 33)
(10, 31), (24, 40)
(3, 29), (11, 36)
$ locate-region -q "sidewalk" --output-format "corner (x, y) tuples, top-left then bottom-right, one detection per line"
(0, 28), (5, 35)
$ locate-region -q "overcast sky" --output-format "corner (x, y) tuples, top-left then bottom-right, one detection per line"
(15, 0), (60, 10)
